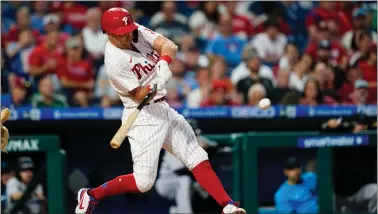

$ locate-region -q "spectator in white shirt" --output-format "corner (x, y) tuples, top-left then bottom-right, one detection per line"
(231, 44), (275, 85)
(82, 7), (108, 69)
(251, 19), (287, 64)
(289, 60), (309, 92)
(279, 43), (299, 72)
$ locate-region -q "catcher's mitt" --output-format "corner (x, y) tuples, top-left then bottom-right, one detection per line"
(1, 108), (11, 152)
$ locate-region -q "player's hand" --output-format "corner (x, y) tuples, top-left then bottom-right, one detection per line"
(156, 60), (172, 83)
(150, 78), (165, 91)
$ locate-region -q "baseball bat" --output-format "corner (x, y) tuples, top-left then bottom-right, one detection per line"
(110, 84), (157, 149)
(1, 108), (11, 123)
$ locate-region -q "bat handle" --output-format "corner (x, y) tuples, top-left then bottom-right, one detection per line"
(1, 108), (10, 123)
(110, 141), (120, 149)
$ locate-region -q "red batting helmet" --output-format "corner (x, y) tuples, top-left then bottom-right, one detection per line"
(101, 7), (138, 35)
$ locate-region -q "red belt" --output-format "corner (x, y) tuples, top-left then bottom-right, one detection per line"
(145, 96), (165, 106)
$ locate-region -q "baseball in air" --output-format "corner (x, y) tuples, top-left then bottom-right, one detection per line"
(259, 98), (271, 110)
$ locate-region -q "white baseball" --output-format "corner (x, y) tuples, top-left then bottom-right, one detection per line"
(259, 98), (271, 109)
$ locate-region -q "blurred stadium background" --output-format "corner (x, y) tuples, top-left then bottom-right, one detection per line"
(1, 1), (377, 214)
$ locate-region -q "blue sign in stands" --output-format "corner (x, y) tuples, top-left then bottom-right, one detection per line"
(297, 135), (370, 148)
(6, 105), (377, 121)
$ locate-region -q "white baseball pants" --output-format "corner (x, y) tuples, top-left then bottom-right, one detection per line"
(122, 101), (208, 193)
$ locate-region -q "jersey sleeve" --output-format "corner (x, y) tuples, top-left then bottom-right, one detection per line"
(137, 24), (161, 47)
(302, 172), (317, 192)
(274, 189), (294, 213)
(6, 178), (20, 198)
(105, 62), (140, 95)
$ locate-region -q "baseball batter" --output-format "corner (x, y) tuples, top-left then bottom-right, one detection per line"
(75, 8), (245, 214)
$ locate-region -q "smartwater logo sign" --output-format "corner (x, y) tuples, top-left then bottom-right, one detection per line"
(298, 135), (369, 148)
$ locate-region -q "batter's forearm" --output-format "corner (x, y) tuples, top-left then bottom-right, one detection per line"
(160, 40), (178, 60)
(133, 85), (155, 102)
(153, 36), (178, 60)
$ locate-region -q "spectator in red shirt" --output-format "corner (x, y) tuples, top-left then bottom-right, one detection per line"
(300, 78), (337, 106)
(345, 80), (374, 105)
(57, 37), (94, 107)
(10, 76), (30, 107)
(60, 2), (88, 31)
(200, 80), (238, 107)
(358, 45), (377, 88)
(306, 1), (351, 40)
(224, 1), (254, 40)
(4, 7), (39, 47)
(358, 44), (377, 101)
(28, 30), (62, 90)
(338, 66), (362, 103)
(37, 14), (70, 53)
(304, 22), (348, 69)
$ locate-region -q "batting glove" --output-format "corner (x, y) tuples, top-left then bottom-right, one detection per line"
(150, 77), (166, 91)
(155, 60), (172, 83)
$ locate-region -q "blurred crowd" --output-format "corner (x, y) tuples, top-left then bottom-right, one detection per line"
(1, 1), (377, 108)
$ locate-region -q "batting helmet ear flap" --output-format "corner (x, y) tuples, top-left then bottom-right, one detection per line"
(132, 29), (138, 43)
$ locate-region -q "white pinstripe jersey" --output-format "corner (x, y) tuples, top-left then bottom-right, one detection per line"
(104, 24), (167, 108)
